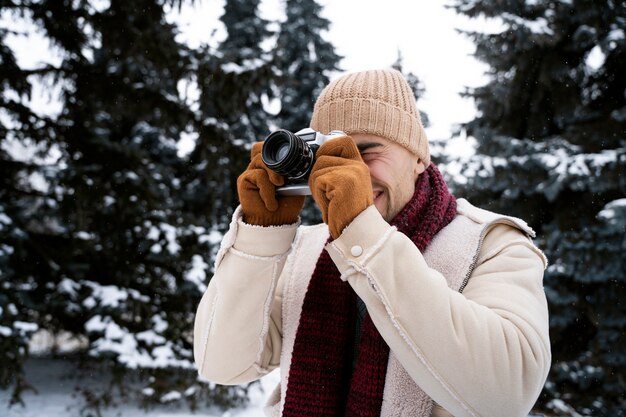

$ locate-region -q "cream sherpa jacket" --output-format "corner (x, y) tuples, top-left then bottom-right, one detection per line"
(194, 199), (551, 417)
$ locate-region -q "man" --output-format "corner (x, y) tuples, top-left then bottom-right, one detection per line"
(193, 69), (551, 417)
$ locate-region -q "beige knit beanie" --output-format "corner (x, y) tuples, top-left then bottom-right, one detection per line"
(310, 68), (430, 166)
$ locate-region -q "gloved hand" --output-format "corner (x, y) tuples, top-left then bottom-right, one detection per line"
(308, 136), (373, 239)
(237, 142), (305, 226)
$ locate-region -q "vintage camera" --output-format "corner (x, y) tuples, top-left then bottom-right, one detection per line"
(261, 128), (346, 195)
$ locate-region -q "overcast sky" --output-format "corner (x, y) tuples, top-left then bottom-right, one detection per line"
(170, 0), (493, 142)
(2, 0), (494, 152)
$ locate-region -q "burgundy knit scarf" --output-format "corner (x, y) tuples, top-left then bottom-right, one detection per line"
(283, 164), (457, 416)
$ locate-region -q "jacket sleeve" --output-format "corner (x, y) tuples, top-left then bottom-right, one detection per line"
(325, 206), (551, 417)
(193, 207), (297, 385)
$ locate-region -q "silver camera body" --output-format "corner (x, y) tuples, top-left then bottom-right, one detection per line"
(261, 128), (346, 196)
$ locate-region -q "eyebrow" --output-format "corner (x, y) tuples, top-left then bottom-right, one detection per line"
(356, 142), (385, 153)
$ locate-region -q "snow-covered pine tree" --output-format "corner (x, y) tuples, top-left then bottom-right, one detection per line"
(0, 18), (59, 404)
(272, 0), (342, 132)
(217, 0), (273, 141)
(269, 0), (342, 224)
(392, 50), (430, 130)
(187, 0), (276, 233)
(0, 0), (245, 408)
(450, 0), (625, 414)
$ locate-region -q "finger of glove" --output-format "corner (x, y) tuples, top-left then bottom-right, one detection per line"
(310, 164), (372, 197)
(316, 135), (362, 161)
(312, 153), (369, 174)
(248, 152), (285, 186)
(309, 163), (373, 219)
(309, 188), (331, 226)
(238, 168), (279, 212)
(251, 142), (264, 158)
(310, 166), (372, 238)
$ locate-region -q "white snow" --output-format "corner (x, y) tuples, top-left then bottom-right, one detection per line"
(28, 329), (88, 355)
(162, 223), (182, 255)
(585, 45), (605, 72)
(148, 225), (161, 240)
(26, 171), (49, 193)
(75, 231), (95, 240)
(83, 282), (129, 309)
(185, 254), (208, 292)
(546, 399), (584, 417)
(502, 12), (554, 35)
(57, 278), (78, 296)
(547, 263), (566, 275)
(222, 59), (266, 74)
(177, 131), (199, 158)
(178, 78), (201, 110)
(261, 93), (281, 116)
(203, 229), (224, 245)
(146, 223), (182, 254)
(2, 358), (281, 417)
(201, 117), (230, 131)
(103, 195), (116, 207)
(126, 171), (140, 181)
(85, 0), (111, 13)
(151, 243), (163, 254)
(1, 135), (63, 165)
(0, 243), (15, 256)
(85, 313), (194, 371)
(160, 390), (183, 403)
(538, 148), (617, 181)
(0, 211), (11, 223)
(598, 198), (626, 224)
(84, 314), (109, 333)
(152, 315), (169, 333)
(14, 321), (39, 333)
(0, 357), (550, 416)
(607, 28), (625, 50)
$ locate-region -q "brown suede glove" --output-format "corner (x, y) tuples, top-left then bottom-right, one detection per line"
(237, 142), (305, 226)
(308, 136), (373, 239)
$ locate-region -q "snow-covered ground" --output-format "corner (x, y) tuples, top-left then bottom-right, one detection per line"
(1, 358), (547, 417)
(1, 358), (280, 417)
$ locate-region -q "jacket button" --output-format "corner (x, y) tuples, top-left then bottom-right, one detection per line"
(350, 245), (363, 257)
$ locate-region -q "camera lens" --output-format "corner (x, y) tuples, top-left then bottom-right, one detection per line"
(262, 130), (314, 179)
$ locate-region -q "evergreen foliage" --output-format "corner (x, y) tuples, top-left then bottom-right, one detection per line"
(273, 0), (341, 132)
(0, 2), (69, 403)
(0, 0), (235, 408)
(392, 50), (430, 129)
(186, 0), (277, 230)
(450, 0), (626, 414)
(272, 0), (342, 224)
(216, 0), (273, 141)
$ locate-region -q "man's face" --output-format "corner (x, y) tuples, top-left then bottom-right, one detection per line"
(351, 133), (425, 222)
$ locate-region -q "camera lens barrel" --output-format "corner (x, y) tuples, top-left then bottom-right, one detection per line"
(261, 130), (315, 179)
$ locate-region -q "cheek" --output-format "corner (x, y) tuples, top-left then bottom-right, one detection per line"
(388, 164), (416, 201)
(365, 162), (391, 186)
